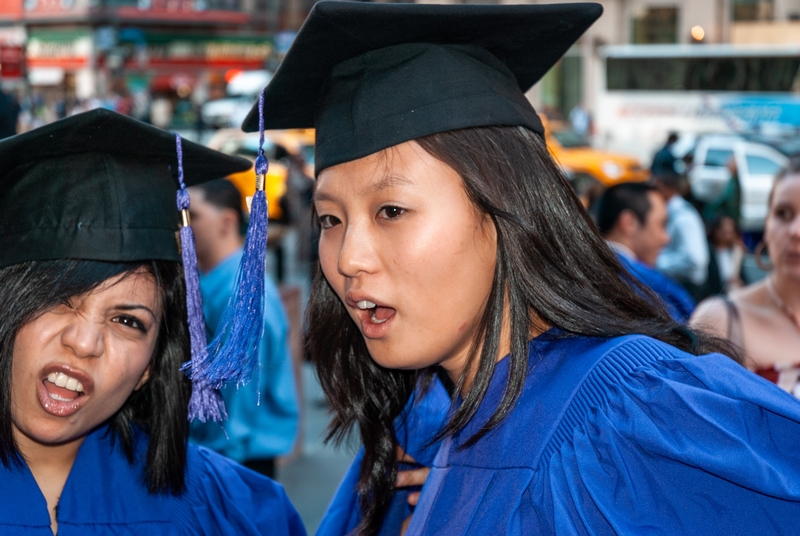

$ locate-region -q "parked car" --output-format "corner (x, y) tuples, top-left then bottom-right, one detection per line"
(207, 128), (315, 221)
(687, 134), (788, 231)
(540, 114), (648, 208)
(201, 70), (272, 129)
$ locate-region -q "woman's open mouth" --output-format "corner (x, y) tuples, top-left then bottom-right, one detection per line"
(355, 299), (397, 337)
(37, 366), (92, 417)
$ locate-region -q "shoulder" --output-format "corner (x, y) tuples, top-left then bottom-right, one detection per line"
(172, 445), (305, 536)
(689, 296), (730, 337)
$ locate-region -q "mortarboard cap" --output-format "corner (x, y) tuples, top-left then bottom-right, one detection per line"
(0, 108), (251, 269)
(242, 1), (603, 174)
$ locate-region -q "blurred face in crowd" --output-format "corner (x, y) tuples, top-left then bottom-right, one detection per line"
(711, 217), (739, 249)
(188, 188), (236, 272)
(628, 191), (670, 266)
(314, 141), (497, 379)
(765, 174), (800, 280)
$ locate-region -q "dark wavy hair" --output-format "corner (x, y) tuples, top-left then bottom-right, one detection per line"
(306, 125), (740, 535)
(0, 259), (191, 494)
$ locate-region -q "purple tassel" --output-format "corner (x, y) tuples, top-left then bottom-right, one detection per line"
(174, 134), (227, 422)
(195, 88), (269, 389)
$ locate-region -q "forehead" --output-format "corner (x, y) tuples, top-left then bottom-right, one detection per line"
(772, 175), (800, 204)
(90, 269), (160, 304)
(315, 141), (448, 198)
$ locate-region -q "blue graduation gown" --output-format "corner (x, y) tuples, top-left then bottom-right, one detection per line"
(618, 254), (695, 323)
(317, 378), (451, 536)
(403, 332), (800, 535)
(0, 425), (306, 535)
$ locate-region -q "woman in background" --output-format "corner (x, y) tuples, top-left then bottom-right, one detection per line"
(692, 158), (800, 395)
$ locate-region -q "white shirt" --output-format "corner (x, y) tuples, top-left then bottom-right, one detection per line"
(656, 195), (709, 286)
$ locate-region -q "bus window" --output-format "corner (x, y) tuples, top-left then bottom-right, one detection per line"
(705, 149), (734, 167)
(607, 57), (800, 92)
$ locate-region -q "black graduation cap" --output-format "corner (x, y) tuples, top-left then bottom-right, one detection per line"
(0, 108), (251, 269)
(242, 1), (603, 174)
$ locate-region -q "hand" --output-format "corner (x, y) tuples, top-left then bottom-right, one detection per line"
(396, 447), (431, 535)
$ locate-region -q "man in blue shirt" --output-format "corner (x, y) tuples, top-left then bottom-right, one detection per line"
(188, 179), (299, 479)
(596, 182), (696, 323)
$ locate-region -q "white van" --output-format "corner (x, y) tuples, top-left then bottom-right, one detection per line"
(688, 136), (787, 231)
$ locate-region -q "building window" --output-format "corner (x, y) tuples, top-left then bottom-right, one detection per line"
(732, 0), (773, 21)
(632, 7), (678, 44)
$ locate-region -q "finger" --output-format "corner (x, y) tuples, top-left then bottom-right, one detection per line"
(396, 446), (418, 464)
(395, 467), (430, 487)
(407, 491), (421, 506)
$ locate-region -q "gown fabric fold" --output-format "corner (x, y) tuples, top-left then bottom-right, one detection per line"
(0, 425), (306, 535)
(321, 331), (800, 535)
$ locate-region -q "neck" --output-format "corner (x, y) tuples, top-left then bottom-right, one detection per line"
(442, 302), (546, 397)
(772, 272), (800, 314)
(199, 236), (244, 273)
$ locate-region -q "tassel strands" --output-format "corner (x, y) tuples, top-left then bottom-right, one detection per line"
(174, 134), (227, 422)
(196, 88), (269, 389)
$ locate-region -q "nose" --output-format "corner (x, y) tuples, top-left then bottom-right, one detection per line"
(337, 223), (379, 278)
(60, 317), (105, 359)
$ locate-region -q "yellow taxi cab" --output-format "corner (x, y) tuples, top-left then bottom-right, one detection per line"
(207, 128), (315, 221)
(541, 114), (648, 189)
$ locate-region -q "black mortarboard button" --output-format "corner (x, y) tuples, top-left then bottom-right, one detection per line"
(0, 108), (251, 269)
(242, 1), (603, 174)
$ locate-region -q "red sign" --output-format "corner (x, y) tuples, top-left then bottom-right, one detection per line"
(0, 44), (23, 78)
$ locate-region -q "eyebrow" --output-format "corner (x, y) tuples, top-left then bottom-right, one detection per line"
(116, 304), (158, 322)
(314, 173), (413, 204)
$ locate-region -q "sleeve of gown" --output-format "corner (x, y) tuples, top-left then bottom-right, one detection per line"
(531, 339), (800, 536)
(316, 377), (451, 536)
(177, 446), (306, 536)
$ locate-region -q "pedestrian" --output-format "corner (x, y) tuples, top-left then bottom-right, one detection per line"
(650, 132), (679, 175)
(596, 182), (695, 322)
(244, 2), (800, 535)
(0, 109), (305, 535)
(691, 158), (800, 395)
(703, 215), (746, 297)
(0, 87), (18, 139)
(654, 172), (710, 300)
(188, 178), (299, 479)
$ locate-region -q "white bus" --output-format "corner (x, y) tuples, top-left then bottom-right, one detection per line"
(594, 44), (800, 164)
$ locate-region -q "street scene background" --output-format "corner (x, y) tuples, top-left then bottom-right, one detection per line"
(0, 0), (799, 531)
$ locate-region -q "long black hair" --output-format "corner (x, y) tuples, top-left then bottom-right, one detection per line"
(306, 125), (740, 535)
(0, 259), (191, 494)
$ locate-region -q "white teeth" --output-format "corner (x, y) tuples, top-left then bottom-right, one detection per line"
(46, 372), (85, 393)
(356, 300), (377, 310)
(371, 311), (389, 324)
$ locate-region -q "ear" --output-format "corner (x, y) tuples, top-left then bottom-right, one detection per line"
(134, 364), (151, 391)
(617, 209), (640, 236)
(220, 208), (239, 235)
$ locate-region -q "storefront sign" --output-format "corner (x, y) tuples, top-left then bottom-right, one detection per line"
(124, 33), (272, 69)
(27, 29), (91, 68)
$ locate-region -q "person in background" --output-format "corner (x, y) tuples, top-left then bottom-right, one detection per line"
(692, 159), (800, 396)
(651, 132), (679, 176)
(596, 182), (695, 322)
(704, 215), (746, 298)
(0, 87), (18, 139)
(189, 179), (299, 479)
(568, 101), (590, 137)
(655, 172), (709, 301)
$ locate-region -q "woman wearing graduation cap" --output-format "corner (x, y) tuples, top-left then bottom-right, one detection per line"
(0, 109), (305, 535)
(243, 2), (800, 535)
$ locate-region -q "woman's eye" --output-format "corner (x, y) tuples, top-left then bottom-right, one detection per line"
(113, 315), (147, 333)
(379, 206), (405, 220)
(775, 208), (794, 221)
(318, 214), (341, 229)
